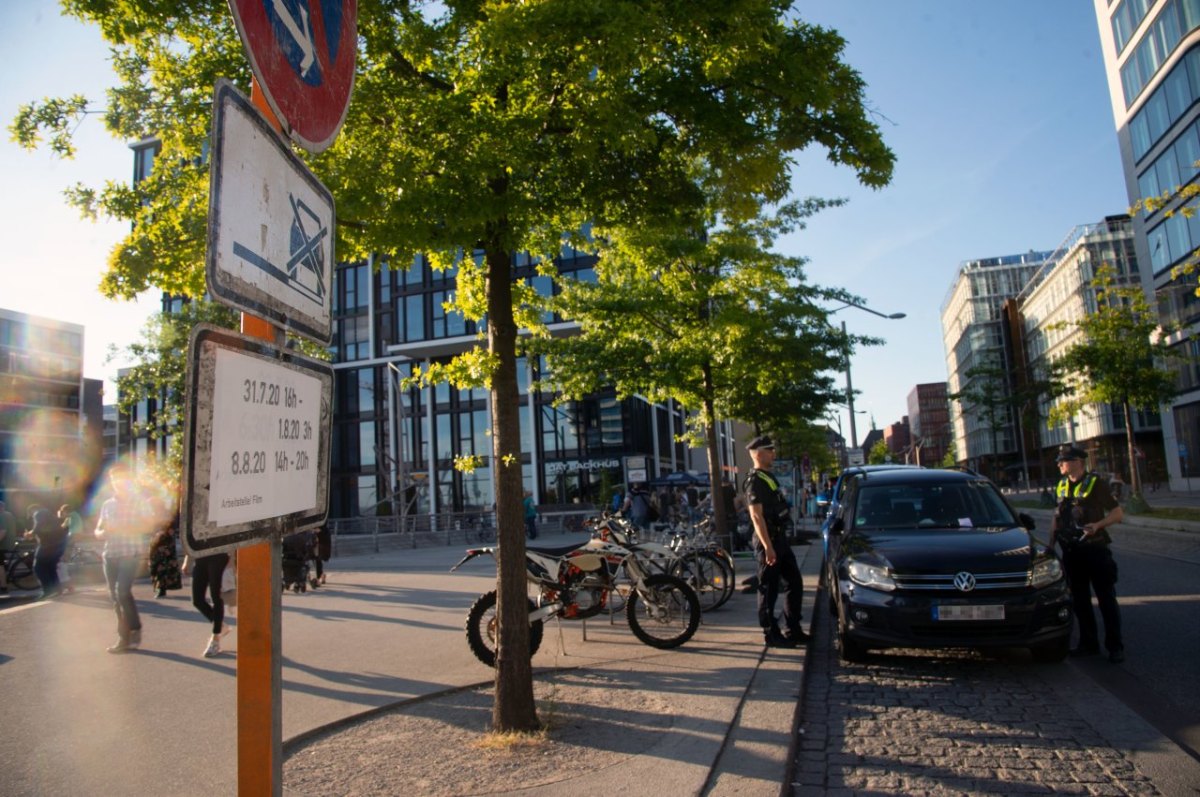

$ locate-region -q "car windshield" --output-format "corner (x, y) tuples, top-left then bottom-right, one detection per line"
(852, 480), (1016, 530)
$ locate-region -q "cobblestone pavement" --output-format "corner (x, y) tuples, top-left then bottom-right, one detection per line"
(792, 594), (1166, 796)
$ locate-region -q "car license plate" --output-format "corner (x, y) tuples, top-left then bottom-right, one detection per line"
(933, 604), (1004, 621)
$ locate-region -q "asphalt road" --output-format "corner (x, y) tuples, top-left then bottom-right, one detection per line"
(1090, 532), (1200, 763)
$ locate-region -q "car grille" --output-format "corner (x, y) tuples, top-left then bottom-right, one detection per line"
(893, 571), (1029, 591)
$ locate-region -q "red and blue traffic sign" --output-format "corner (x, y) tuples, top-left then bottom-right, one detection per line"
(229, 0), (357, 153)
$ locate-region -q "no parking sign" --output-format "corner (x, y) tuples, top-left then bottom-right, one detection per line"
(229, 0), (357, 152)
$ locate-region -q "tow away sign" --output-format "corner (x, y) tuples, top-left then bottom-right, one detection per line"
(206, 79), (334, 345)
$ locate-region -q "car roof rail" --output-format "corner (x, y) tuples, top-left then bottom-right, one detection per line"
(942, 464), (982, 478)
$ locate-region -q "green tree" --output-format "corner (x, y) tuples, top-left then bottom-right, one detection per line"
(14, 0), (893, 732)
(1048, 264), (1185, 508)
(866, 438), (890, 464)
(110, 301), (239, 475)
(534, 203), (856, 547)
(948, 360), (1009, 481)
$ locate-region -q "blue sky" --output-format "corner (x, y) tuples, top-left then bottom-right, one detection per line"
(2, 2), (1131, 445)
(1, 2), (153, 400)
(791, 2), (1129, 446)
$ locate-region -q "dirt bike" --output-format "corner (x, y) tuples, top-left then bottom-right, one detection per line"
(450, 526), (702, 667)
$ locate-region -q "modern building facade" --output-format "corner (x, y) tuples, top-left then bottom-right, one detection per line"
(940, 216), (1159, 487)
(0, 307), (92, 514)
(941, 251), (1050, 482)
(879, 421), (907, 460)
(1015, 215), (1161, 485)
(328, 255), (735, 519)
(906, 382), (951, 467)
(1094, 0), (1200, 489)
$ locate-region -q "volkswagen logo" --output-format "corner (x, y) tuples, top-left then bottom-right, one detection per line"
(953, 571), (977, 592)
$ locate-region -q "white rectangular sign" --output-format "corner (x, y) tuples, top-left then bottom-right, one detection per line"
(207, 79), (334, 345)
(183, 325), (332, 556)
(208, 346), (323, 524)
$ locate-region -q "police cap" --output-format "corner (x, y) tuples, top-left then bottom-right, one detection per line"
(1055, 445), (1086, 463)
(746, 435), (774, 451)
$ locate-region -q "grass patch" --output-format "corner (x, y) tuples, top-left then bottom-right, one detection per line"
(1139, 505), (1200, 523)
(473, 727), (550, 751)
(1010, 498), (1200, 524)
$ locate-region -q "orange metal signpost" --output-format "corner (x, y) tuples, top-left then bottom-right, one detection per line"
(240, 86), (286, 797)
(214, 4), (354, 791)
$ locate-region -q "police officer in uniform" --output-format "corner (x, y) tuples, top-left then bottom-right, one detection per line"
(1049, 445), (1125, 663)
(744, 435), (809, 648)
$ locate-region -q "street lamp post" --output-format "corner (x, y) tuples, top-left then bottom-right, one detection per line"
(386, 361), (410, 529)
(829, 299), (906, 453)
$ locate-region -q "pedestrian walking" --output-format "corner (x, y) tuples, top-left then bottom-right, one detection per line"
(148, 518), (182, 598)
(26, 505), (68, 598)
(622, 483), (654, 530)
(193, 552), (231, 658)
(743, 435), (809, 648)
(56, 504), (84, 595)
(95, 464), (152, 653)
(313, 524), (331, 587)
(1049, 444), (1125, 663)
(523, 490), (538, 539)
(0, 500), (15, 594)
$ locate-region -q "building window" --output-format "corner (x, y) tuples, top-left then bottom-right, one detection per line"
(1121, 4), (1200, 110)
(357, 475), (378, 516)
(358, 369), (375, 416)
(360, 421), (377, 468)
(405, 293), (425, 342)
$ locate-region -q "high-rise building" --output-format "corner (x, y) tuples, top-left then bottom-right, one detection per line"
(1093, 0), (1200, 489)
(941, 252), (1050, 481)
(906, 382), (950, 467)
(940, 215), (1156, 486)
(0, 308), (90, 515)
(1015, 215), (1159, 484)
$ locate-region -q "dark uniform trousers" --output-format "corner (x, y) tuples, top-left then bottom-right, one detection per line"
(1062, 542), (1121, 652)
(756, 534), (803, 633)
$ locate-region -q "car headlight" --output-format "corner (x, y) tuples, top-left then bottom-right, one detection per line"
(847, 560), (896, 592)
(1030, 556), (1063, 588)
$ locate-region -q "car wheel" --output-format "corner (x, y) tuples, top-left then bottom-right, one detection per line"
(1030, 637), (1069, 663)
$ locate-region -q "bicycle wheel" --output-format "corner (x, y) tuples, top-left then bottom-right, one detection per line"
(670, 551), (733, 612)
(625, 574), (700, 649)
(8, 555), (40, 591)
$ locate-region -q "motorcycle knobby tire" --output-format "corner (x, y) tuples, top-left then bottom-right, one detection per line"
(465, 589), (545, 667)
(625, 573), (701, 649)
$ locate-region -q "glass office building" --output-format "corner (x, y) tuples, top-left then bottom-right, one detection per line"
(1095, 0), (1200, 487)
(328, 252), (725, 518)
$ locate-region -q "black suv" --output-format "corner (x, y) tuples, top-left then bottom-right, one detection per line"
(824, 468), (1070, 663)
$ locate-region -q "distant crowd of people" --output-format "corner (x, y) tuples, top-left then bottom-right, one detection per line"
(0, 462), (332, 658)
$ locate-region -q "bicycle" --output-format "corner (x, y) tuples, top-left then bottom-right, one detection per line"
(2, 541), (41, 591)
(467, 513), (496, 544)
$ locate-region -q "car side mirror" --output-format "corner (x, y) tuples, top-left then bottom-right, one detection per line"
(1018, 512), (1035, 531)
(829, 517), (845, 535)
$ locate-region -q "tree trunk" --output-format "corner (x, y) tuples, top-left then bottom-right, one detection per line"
(1123, 400), (1142, 496)
(701, 364), (730, 551)
(485, 240), (539, 733)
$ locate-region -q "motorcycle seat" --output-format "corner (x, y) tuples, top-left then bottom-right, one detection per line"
(527, 543), (592, 557)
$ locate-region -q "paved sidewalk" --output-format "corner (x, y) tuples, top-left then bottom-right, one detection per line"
(0, 526), (822, 797)
(282, 537), (824, 797)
